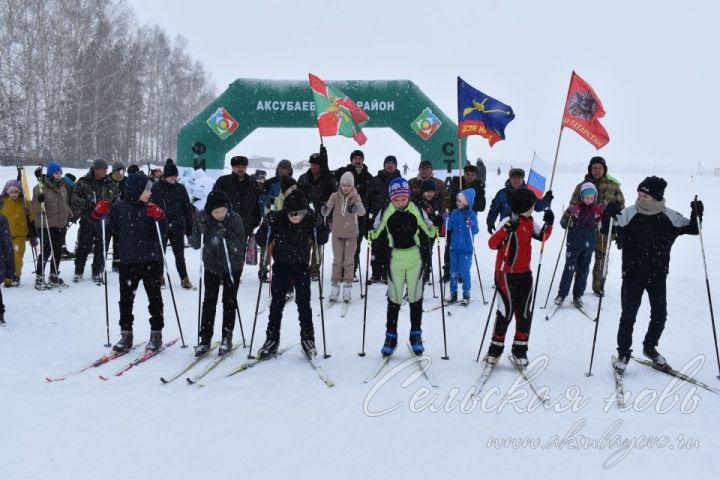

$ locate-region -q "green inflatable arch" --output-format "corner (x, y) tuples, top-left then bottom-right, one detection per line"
(177, 78), (466, 176)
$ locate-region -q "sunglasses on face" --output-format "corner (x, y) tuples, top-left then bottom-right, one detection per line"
(288, 209), (307, 218)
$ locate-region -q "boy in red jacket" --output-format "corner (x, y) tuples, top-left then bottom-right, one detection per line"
(485, 189), (553, 366)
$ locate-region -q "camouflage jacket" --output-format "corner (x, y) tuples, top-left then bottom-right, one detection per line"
(70, 169), (119, 222)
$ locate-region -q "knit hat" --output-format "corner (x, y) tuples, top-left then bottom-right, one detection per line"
(277, 159), (293, 176)
(350, 150), (364, 160)
(280, 176), (297, 193)
(283, 189), (309, 213)
(384, 155), (397, 166)
(421, 179), (436, 193)
(308, 153), (321, 165)
(163, 158), (179, 178)
(388, 177), (410, 201)
(419, 160), (433, 169)
(46, 161), (62, 177)
(125, 172), (150, 201)
(340, 171), (354, 186)
(508, 168), (525, 178)
(204, 190), (228, 214)
(579, 182), (598, 200)
(127, 164), (140, 174)
(588, 156), (607, 176)
(508, 188), (536, 214)
(93, 158), (108, 170)
(230, 156), (248, 167)
(637, 176), (667, 201)
(112, 160), (126, 172)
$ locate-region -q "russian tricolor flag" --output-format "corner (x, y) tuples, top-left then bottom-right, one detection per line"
(527, 152), (551, 199)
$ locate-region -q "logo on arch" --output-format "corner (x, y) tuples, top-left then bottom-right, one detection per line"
(207, 107), (239, 140)
(411, 108), (442, 140)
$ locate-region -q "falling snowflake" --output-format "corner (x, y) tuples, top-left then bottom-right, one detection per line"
(567, 91), (596, 121)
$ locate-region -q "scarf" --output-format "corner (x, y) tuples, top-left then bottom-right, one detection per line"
(635, 198), (665, 216)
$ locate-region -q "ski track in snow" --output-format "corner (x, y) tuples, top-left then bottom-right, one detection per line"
(1, 168), (719, 479)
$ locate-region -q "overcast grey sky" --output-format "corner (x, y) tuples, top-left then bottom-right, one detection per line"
(128, 0), (719, 174)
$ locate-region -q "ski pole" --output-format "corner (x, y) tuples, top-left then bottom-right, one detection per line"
(542, 225), (567, 309)
(222, 237), (246, 347)
(430, 244), (437, 299)
(476, 288), (499, 362)
(197, 233), (204, 349)
(358, 239), (371, 357)
(101, 218), (111, 347)
(247, 222), (271, 359)
(586, 218), (614, 377)
(437, 239), (449, 360)
(468, 224), (487, 305)
(358, 240), (364, 299)
(693, 196), (720, 380)
(154, 220), (187, 348)
(313, 228), (330, 358)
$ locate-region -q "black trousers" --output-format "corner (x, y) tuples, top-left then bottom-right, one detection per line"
(162, 230), (188, 280)
(200, 269), (241, 343)
(74, 219), (108, 276)
(491, 271), (533, 354)
(119, 261), (164, 331)
(266, 263), (314, 341)
(354, 221), (369, 272)
(36, 227), (64, 276)
(420, 237), (433, 282)
(617, 275), (667, 357)
(370, 230), (390, 278)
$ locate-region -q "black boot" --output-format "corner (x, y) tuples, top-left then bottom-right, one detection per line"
(146, 330), (162, 352)
(195, 341), (211, 358)
(113, 330), (133, 353)
(257, 336), (279, 359)
(301, 337), (317, 358)
(219, 330), (233, 356)
(643, 344), (668, 368)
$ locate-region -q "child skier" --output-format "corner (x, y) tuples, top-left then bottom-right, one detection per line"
(607, 176), (702, 372)
(485, 188), (554, 366)
(255, 190), (328, 358)
(555, 182), (604, 308)
(0, 205), (14, 325)
(1, 180), (36, 286)
(190, 190), (246, 357)
(446, 188), (479, 305)
(322, 171), (366, 304)
(368, 177), (437, 356)
(415, 180), (443, 285)
(97, 171), (168, 352)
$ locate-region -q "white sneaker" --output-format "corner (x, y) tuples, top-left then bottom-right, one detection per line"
(342, 283), (352, 302)
(329, 283), (340, 303)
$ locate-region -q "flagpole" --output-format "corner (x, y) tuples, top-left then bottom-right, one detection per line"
(458, 136), (463, 189)
(548, 71), (575, 192)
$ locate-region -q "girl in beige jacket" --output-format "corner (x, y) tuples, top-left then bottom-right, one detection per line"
(322, 172), (366, 303)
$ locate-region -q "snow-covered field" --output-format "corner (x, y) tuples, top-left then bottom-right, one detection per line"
(1, 165), (719, 480)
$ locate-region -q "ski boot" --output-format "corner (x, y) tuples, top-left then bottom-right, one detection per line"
(554, 295), (565, 306)
(367, 274), (381, 285)
(92, 272), (103, 285)
(573, 296), (584, 309)
(73, 272), (82, 283)
(146, 330), (163, 352)
(195, 341), (211, 358)
(613, 353), (630, 374)
(484, 343), (504, 365)
(447, 293), (458, 304)
(409, 330), (424, 355)
(380, 272), (388, 285)
(258, 272), (269, 283)
(49, 274), (65, 288)
(256, 337), (279, 359)
(159, 276), (166, 288)
(218, 333), (233, 356)
(34, 274), (46, 290)
(329, 283), (340, 303)
(301, 338), (317, 359)
(381, 332), (398, 357)
(511, 343), (528, 367)
(643, 345), (669, 369)
(342, 283), (352, 303)
(460, 295), (470, 307)
(0, 311), (5, 326)
(181, 277), (193, 290)
(111, 261), (120, 273)
(61, 247), (75, 260)
(113, 330), (133, 353)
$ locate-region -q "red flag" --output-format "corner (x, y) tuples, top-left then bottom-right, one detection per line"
(562, 71), (609, 149)
(309, 73), (369, 145)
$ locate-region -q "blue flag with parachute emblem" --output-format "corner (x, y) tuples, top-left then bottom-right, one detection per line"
(457, 76), (515, 147)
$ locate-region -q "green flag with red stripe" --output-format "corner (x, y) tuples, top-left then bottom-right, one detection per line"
(309, 73), (369, 145)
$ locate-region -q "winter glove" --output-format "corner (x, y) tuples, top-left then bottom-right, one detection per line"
(542, 190), (554, 206)
(36, 193), (45, 203)
(348, 203), (359, 214)
(320, 204), (331, 217)
(319, 144), (328, 164)
(432, 214), (443, 228)
(429, 226), (439, 238)
(465, 218), (475, 229)
(502, 218), (519, 233)
(216, 226), (227, 239)
(487, 222), (496, 235)
(691, 200), (704, 219)
(603, 201), (622, 219)
(91, 199), (111, 220)
(195, 216), (208, 235)
(146, 202), (165, 221)
(367, 229), (379, 242)
(543, 209), (555, 225)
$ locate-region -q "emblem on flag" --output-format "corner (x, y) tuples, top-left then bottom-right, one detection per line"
(411, 108), (442, 140)
(207, 107), (239, 140)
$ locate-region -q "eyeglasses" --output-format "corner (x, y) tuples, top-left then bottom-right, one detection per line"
(288, 209), (307, 218)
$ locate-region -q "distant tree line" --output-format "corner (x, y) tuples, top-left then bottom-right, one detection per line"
(0, 0), (216, 167)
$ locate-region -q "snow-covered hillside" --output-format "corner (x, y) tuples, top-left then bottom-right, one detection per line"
(1, 166), (718, 479)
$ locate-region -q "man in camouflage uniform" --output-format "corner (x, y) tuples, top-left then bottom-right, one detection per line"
(569, 156), (625, 296)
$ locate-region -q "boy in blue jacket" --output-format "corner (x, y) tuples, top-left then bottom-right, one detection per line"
(447, 188), (478, 305)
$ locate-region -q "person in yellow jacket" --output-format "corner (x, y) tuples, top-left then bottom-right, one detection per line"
(0, 180), (37, 286)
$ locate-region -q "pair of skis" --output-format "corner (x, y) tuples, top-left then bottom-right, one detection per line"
(363, 342), (438, 388)
(545, 302), (594, 321)
(99, 339), (179, 380)
(325, 299), (350, 318)
(471, 355), (550, 405)
(45, 342), (146, 382)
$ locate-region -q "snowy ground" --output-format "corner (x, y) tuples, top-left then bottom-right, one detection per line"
(1, 166), (719, 479)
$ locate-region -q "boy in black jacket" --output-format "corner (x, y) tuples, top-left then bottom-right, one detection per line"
(190, 190), (246, 357)
(255, 190), (328, 358)
(608, 176), (702, 373)
(95, 172), (167, 352)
